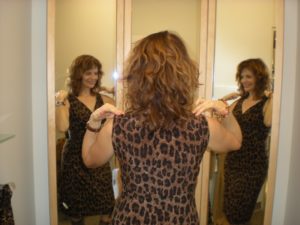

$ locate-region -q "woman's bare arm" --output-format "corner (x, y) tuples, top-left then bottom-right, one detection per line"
(82, 119), (114, 168)
(55, 90), (70, 132)
(82, 103), (123, 168)
(263, 95), (272, 127)
(206, 112), (242, 153)
(194, 99), (242, 153)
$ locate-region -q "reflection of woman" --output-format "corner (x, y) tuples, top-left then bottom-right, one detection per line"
(55, 55), (115, 225)
(218, 58), (273, 225)
(81, 31), (241, 225)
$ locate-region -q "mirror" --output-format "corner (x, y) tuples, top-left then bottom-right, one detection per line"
(204, 0), (283, 224)
(48, 0), (283, 225)
(129, 0), (204, 214)
(131, 0), (202, 63)
(54, 0), (117, 224)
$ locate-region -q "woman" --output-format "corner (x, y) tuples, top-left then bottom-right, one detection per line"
(55, 55), (115, 225)
(224, 59), (272, 225)
(207, 58), (272, 225)
(82, 31), (241, 225)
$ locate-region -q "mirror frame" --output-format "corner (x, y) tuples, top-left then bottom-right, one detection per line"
(199, 0), (285, 224)
(47, 0), (56, 224)
(47, 0), (284, 224)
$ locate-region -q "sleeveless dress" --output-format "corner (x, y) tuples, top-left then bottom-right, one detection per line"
(111, 113), (209, 225)
(59, 93), (115, 217)
(224, 96), (270, 224)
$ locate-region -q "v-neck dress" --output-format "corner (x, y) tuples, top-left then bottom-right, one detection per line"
(223, 96), (270, 224)
(59, 93), (115, 217)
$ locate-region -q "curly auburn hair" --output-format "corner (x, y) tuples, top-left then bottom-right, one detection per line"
(236, 58), (271, 98)
(123, 31), (199, 128)
(67, 55), (103, 96)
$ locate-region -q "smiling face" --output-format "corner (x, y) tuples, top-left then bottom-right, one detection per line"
(81, 66), (99, 90)
(236, 58), (271, 98)
(68, 55), (103, 96)
(240, 68), (256, 94)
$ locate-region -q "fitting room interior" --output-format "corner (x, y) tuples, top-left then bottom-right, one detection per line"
(0, 0), (299, 225)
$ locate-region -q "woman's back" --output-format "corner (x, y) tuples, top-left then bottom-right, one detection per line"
(111, 113), (209, 225)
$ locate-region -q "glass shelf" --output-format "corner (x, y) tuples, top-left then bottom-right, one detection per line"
(0, 134), (15, 144)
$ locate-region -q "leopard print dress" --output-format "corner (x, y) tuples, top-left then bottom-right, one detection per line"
(224, 96), (270, 225)
(59, 93), (115, 217)
(111, 113), (209, 225)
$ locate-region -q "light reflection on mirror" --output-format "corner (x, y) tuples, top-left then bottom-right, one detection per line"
(54, 0), (117, 224)
(209, 1), (275, 225)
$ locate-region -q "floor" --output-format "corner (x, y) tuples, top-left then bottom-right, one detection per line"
(58, 212), (100, 225)
(250, 209), (264, 225)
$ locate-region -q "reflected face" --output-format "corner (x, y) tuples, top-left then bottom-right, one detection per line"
(81, 67), (99, 89)
(240, 68), (256, 93)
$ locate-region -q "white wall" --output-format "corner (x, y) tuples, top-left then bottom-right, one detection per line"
(282, 0), (300, 224)
(272, 0), (300, 224)
(0, 0), (35, 224)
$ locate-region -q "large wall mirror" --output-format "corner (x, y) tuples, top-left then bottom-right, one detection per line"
(127, 0), (207, 217)
(55, 1), (117, 224)
(201, 0), (284, 225)
(48, 0), (119, 224)
(47, 0), (283, 225)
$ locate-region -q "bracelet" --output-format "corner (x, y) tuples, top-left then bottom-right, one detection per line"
(217, 98), (230, 118)
(218, 98), (229, 109)
(218, 98), (228, 105)
(86, 121), (101, 133)
(55, 100), (66, 107)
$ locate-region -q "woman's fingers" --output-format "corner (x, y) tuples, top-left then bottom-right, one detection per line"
(193, 100), (213, 116)
(55, 90), (68, 100)
(193, 99), (229, 116)
(91, 104), (123, 121)
(194, 97), (205, 106)
(103, 103), (123, 115)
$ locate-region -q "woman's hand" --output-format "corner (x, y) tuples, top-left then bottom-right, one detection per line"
(55, 90), (68, 102)
(264, 90), (273, 98)
(193, 98), (229, 117)
(90, 103), (123, 121)
(88, 103), (123, 129)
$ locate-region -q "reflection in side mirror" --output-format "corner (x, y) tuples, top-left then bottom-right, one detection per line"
(209, 1), (276, 224)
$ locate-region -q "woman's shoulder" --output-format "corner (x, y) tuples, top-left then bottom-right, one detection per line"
(113, 112), (135, 123)
(113, 113), (141, 134)
(66, 93), (75, 102)
(100, 93), (115, 105)
(190, 114), (209, 128)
